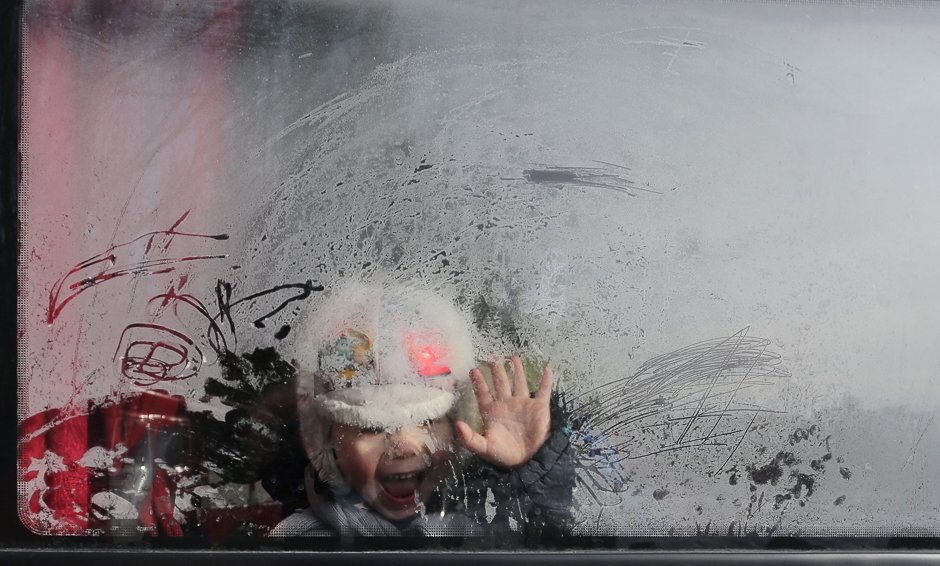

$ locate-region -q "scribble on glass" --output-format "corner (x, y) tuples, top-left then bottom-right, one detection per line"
(148, 279), (323, 357)
(113, 323), (203, 386)
(212, 280), (323, 335)
(513, 160), (663, 197)
(46, 210), (228, 324)
(566, 328), (790, 502)
(22, 0), (940, 543)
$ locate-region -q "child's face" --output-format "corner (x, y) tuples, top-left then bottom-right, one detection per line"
(331, 416), (455, 521)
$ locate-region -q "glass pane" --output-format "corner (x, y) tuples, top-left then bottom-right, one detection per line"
(18, 0), (940, 543)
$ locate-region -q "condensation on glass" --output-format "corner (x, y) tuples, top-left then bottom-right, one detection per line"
(18, 0), (940, 541)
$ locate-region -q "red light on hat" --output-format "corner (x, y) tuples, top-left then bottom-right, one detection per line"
(405, 333), (451, 376)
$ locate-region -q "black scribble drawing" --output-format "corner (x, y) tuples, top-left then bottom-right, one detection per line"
(123, 278), (323, 370)
(211, 279), (322, 333)
(111, 278), (320, 388)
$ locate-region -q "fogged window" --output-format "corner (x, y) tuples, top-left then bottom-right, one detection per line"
(18, 0), (940, 544)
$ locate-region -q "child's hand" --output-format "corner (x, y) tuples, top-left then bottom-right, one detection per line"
(455, 355), (552, 469)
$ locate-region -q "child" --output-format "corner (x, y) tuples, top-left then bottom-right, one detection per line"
(270, 282), (574, 537)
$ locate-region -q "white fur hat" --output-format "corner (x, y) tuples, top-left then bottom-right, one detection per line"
(294, 281), (479, 492)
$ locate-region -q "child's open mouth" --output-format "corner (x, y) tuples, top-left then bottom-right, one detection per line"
(378, 470), (426, 507)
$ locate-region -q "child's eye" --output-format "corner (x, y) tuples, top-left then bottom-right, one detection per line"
(359, 426), (384, 435)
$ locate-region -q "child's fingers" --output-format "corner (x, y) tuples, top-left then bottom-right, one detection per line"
(489, 359), (511, 400)
(469, 368), (494, 406)
(455, 420), (489, 456)
(535, 365), (553, 400)
(510, 355), (527, 396)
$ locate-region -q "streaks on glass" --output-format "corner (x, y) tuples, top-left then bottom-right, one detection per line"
(513, 160), (663, 198)
(564, 328), (789, 497)
(46, 210), (228, 325)
(901, 415), (934, 472)
(560, 324), (864, 534)
(659, 31), (706, 77)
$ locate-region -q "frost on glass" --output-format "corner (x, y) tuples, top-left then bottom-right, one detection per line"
(18, 0), (940, 540)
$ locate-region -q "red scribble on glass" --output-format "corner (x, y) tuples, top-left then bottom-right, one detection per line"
(113, 324), (203, 387)
(46, 210), (228, 324)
